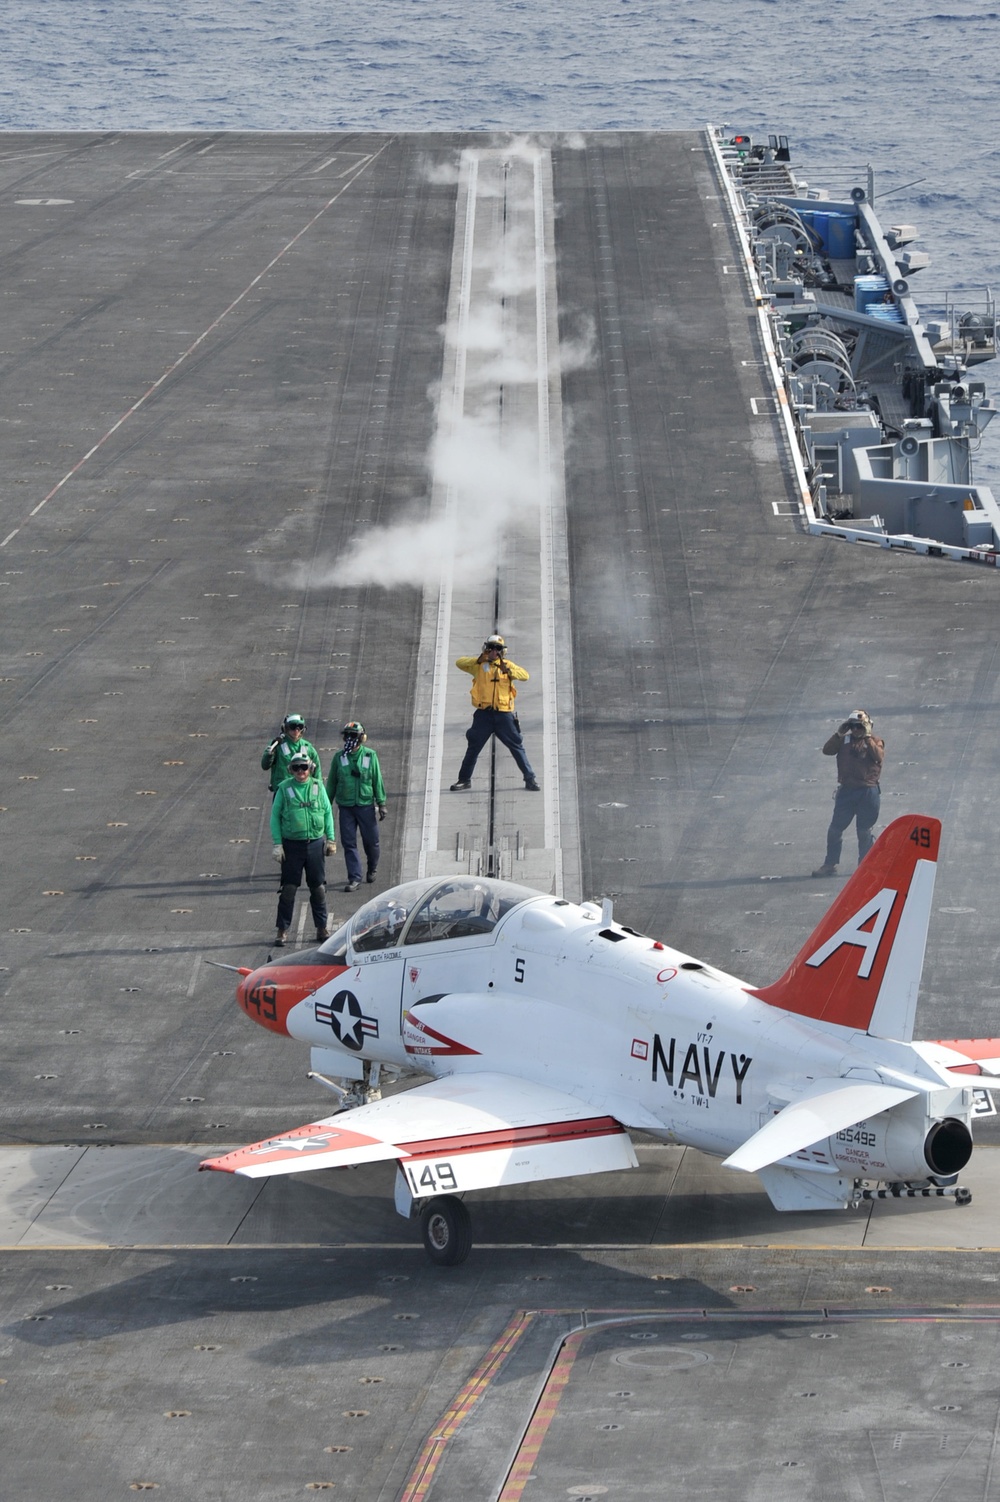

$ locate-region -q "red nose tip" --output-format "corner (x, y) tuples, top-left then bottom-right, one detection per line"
(236, 961), (348, 1036)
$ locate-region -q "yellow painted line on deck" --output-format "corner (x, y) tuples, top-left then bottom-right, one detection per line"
(398, 1310), (537, 1502)
(498, 1325), (587, 1500)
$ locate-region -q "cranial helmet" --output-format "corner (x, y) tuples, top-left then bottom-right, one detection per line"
(288, 752), (312, 770)
(341, 721), (366, 739)
(484, 634), (506, 651)
(284, 713), (306, 730)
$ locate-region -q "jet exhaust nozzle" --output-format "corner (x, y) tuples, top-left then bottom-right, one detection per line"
(924, 1117), (973, 1178)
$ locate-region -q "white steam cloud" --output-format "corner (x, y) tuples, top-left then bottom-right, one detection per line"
(326, 418), (545, 589)
(294, 140), (594, 593)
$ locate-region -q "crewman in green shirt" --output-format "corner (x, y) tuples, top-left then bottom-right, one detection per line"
(261, 713), (322, 796)
(270, 752), (336, 946)
(326, 721), (387, 892)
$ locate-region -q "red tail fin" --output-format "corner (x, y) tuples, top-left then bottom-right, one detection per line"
(750, 814), (941, 1036)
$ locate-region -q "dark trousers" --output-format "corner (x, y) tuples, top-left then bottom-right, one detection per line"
(338, 803), (379, 884)
(277, 838), (328, 931)
(457, 708), (536, 784)
(824, 785), (881, 866)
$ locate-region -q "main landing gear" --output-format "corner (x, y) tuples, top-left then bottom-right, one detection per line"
(420, 1196), (472, 1266)
(393, 1166), (473, 1266)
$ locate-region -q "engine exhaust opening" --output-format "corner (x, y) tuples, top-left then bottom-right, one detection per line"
(924, 1118), (973, 1177)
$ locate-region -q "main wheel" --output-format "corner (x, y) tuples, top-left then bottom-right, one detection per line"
(420, 1195), (472, 1266)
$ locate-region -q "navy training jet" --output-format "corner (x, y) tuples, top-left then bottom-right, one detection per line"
(201, 814), (998, 1263)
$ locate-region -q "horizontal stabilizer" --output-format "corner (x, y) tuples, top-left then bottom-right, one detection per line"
(201, 1071), (637, 1192)
(934, 1038), (1000, 1073)
(722, 1079), (918, 1174)
(942, 1071), (1000, 1090)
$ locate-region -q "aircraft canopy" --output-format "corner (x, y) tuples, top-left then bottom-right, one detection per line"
(351, 876), (536, 953)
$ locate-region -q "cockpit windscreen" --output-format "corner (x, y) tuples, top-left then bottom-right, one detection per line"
(404, 878), (535, 945)
(351, 880), (429, 953)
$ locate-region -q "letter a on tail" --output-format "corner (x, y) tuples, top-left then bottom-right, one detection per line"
(749, 814), (940, 1039)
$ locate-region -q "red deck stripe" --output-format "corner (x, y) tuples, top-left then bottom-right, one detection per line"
(398, 1312), (536, 1501)
(498, 1329), (586, 1500)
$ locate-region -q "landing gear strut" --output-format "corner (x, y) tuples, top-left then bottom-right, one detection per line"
(307, 1059), (384, 1108)
(420, 1196), (472, 1266)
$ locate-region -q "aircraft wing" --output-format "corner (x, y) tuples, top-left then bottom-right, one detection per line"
(200, 1071), (638, 1195)
(722, 1079), (919, 1174)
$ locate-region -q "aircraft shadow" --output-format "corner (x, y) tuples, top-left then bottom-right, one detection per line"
(9, 1243), (805, 1367)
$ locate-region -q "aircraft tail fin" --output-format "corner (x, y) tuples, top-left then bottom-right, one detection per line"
(750, 814), (940, 1039)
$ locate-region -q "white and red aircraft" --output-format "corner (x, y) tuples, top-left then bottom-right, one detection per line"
(202, 813), (1000, 1264)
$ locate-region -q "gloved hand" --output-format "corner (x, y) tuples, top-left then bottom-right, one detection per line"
(377, 804), (387, 822)
(272, 844), (284, 864)
(837, 721), (852, 735)
(325, 840), (337, 855)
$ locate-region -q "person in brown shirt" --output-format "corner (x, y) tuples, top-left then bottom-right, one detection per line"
(812, 709), (885, 877)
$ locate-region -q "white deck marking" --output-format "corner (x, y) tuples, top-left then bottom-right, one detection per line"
(403, 146), (580, 896)
(124, 139), (197, 178)
(0, 143), (391, 550)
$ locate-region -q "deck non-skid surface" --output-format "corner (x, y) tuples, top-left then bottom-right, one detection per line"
(5, 1243), (1000, 1501)
(0, 1140), (996, 1251)
(3, 131), (1000, 1500)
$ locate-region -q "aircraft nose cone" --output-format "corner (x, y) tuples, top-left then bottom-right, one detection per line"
(236, 961), (347, 1036)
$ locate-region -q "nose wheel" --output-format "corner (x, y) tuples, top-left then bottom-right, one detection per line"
(420, 1196), (472, 1266)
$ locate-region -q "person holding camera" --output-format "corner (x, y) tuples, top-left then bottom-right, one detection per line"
(260, 713), (322, 796)
(450, 633), (540, 792)
(812, 709), (885, 877)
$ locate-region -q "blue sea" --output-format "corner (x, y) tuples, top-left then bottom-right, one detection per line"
(2, 0), (998, 483)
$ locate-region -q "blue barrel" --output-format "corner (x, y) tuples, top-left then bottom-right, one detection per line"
(826, 212), (856, 259)
(868, 303), (904, 324)
(854, 275), (889, 312)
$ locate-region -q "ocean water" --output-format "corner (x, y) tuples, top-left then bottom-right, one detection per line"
(1, 0), (998, 482)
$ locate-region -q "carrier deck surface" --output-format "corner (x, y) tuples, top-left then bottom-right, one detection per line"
(2, 131), (1000, 1500)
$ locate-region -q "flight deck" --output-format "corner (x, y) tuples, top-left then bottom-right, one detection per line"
(2, 130), (1000, 1500)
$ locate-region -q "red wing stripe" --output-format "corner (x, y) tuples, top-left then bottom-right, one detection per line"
(398, 1115), (624, 1159)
